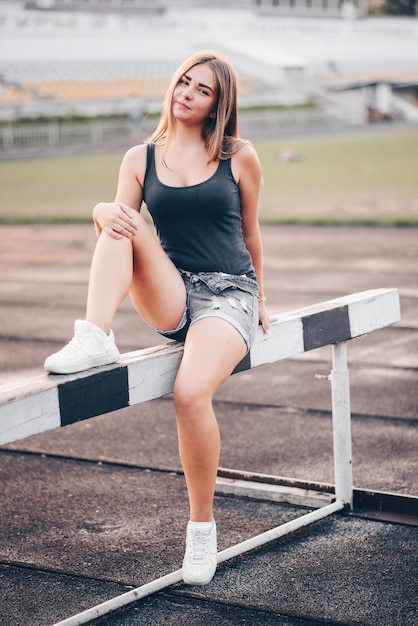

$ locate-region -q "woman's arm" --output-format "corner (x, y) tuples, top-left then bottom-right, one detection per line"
(232, 144), (270, 333)
(93, 144), (147, 239)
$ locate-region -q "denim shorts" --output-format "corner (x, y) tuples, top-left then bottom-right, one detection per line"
(151, 270), (259, 351)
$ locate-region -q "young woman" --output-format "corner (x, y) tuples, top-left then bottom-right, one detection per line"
(44, 50), (270, 586)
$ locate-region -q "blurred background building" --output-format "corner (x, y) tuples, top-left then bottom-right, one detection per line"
(0, 0), (417, 154)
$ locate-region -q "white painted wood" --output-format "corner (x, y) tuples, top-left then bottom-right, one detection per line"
(124, 343), (184, 405)
(0, 288), (401, 447)
(250, 314), (304, 367)
(0, 387), (60, 445)
(347, 288), (401, 337)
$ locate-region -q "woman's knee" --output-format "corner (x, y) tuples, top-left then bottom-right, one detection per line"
(173, 375), (212, 417)
(96, 229), (134, 252)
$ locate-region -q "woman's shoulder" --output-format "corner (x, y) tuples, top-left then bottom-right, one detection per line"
(225, 138), (258, 163)
(119, 143), (149, 179)
(122, 142), (149, 163)
(230, 141), (261, 178)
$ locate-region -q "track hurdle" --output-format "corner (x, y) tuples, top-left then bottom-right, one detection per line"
(0, 288), (401, 626)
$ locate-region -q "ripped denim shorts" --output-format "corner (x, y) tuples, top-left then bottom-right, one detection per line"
(151, 269), (259, 352)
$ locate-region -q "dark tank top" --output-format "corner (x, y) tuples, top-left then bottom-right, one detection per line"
(142, 143), (256, 280)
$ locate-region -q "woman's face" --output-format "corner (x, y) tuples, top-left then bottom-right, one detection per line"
(172, 63), (217, 126)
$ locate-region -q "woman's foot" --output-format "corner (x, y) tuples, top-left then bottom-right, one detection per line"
(182, 520), (217, 586)
(44, 320), (120, 374)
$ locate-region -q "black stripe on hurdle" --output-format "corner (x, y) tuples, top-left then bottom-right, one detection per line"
(303, 305), (351, 352)
(232, 352), (251, 375)
(58, 367), (129, 426)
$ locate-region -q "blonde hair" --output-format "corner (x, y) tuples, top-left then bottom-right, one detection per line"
(148, 50), (248, 162)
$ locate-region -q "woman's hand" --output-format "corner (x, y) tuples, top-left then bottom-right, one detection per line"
(258, 300), (270, 334)
(93, 202), (138, 240)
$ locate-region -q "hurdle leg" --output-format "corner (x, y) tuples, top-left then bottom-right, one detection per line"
(331, 341), (353, 509)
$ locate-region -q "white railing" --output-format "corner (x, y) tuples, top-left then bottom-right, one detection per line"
(0, 118), (133, 151)
(0, 109), (352, 154)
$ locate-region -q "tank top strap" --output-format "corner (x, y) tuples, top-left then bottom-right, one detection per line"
(217, 155), (234, 181)
(146, 142), (156, 175)
(217, 157), (230, 170)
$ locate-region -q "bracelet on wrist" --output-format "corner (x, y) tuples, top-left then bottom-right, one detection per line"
(258, 296), (267, 303)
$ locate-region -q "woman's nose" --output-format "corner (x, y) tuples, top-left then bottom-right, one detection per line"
(181, 85), (193, 99)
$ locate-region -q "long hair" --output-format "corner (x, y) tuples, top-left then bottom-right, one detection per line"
(148, 50), (248, 162)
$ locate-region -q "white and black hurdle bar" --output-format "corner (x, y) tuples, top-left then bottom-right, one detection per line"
(0, 288), (401, 626)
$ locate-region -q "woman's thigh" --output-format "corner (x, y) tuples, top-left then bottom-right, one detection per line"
(175, 316), (248, 402)
(128, 217), (187, 332)
(187, 279), (258, 353)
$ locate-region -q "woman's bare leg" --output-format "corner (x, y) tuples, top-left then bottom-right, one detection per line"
(86, 212), (186, 334)
(173, 317), (247, 522)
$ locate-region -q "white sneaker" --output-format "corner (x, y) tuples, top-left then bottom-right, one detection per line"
(182, 520), (217, 586)
(44, 320), (120, 374)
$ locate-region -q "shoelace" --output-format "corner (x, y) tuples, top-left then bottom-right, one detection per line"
(188, 529), (212, 561)
(63, 331), (90, 352)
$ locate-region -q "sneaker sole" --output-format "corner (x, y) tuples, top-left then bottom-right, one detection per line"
(44, 351), (120, 375)
(182, 562), (217, 586)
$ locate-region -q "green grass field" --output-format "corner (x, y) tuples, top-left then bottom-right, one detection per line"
(1, 127), (417, 225)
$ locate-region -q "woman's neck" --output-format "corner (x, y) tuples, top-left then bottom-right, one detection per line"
(174, 118), (206, 143)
